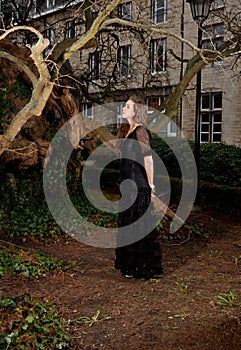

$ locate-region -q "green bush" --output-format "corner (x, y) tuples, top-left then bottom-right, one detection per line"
(153, 138), (241, 187)
(0, 192), (63, 242)
(153, 136), (191, 178)
(0, 166), (117, 243)
(0, 170), (65, 242)
(151, 138), (241, 214)
(200, 182), (241, 215)
(200, 143), (241, 187)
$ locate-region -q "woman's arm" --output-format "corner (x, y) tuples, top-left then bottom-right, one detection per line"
(144, 155), (155, 194)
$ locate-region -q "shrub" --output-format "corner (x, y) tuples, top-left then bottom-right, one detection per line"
(153, 138), (241, 187)
(200, 182), (241, 215)
(200, 143), (241, 187)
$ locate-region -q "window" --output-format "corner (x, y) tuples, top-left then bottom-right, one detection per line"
(65, 20), (76, 39)
(117, 45), (131, 77)
(117, 103), (125, 126)
(147, 97), (163, 111)
(118, 2), (132, 21)
(152, 0), (167, 24)
(82, 103), (94, 119)
(89, 51), (101, 80)
(202, 23), (224, 49)
(210, 0), (224, 10)
(200, 92), (222, 143)
(44, 28), (55, 50)
(47, 0), (55, 7)
(34, 0), (59, 13)
(92, 11), (99, 20)
(34, 0), (61, 13)
(150, 38), (166, 73)
(35, 0), (45, 12)
(147, 97), (176, 137)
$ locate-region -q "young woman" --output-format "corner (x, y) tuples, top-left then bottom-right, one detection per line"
(115, 94), (162, 279)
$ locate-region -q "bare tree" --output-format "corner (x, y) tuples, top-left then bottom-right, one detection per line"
(1, 0), (241, 225)
(0, 0), (241, 166)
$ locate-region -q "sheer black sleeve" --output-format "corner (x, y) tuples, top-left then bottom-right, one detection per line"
(136, 126), (153, 156)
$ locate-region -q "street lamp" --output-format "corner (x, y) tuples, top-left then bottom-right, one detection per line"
(186, 0), (214, 205)
(186, 0), (214, 23)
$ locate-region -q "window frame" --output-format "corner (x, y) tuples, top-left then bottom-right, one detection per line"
(117, 102), (125, 126)
(152, 0), (168, 24)
(82, 102), (94, 119)
(117, 45), (132, 78)
(47, 0), (55, 8)
(65, 19), (77, 39)
(202, 23), (224, 50)
(118, 1), (132, 21)
(200, 92), (222, 143)
(43, 27), (55, 56)
(150, 38), (167, 74)
(34, 0), (45, 12)
(210, 0), (225, 10)
(44, 27), (55, 49)
(89, 51), (102, 81)
(146, 96), (176, 137)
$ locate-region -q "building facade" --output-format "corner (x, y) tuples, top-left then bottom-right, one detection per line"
(183, 0), (241, 146)
(28, 0), (241, 146)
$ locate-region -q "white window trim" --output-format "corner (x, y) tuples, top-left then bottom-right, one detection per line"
(152, 0), (168, 24)
(210, 0), (224, 10)
(202, 23), (224, 50)
(82, 103), (94, 119)
(211, 112), (222, 143)
(47, 0), (55, 8)
(32, 0), (84, 17)
(117, 103), (125, 126)
(65, 20), (76, 39)
(89, 51), (101, 81)
(150, 38), (166, 75)
(118, 2), (132, 21)
(167, 120), (177, 137)
(200, 92), (222, 143)
(118, 45), (131, 78)
(45, 28), (55, 48)
(146, 97), (176, 137)
(202, 23), (224, 66)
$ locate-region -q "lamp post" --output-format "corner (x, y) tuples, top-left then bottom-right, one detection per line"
(186, 0), (214, 205)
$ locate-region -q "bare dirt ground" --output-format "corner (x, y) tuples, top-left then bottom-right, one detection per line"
(1, 210), (241, 350)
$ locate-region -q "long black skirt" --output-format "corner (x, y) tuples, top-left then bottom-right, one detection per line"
(115, 188), (162, 279)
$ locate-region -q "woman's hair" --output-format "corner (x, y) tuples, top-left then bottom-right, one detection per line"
(117, 118), (130, 138)
(117, 93), (147, 138)
(129, 94), (147, 125)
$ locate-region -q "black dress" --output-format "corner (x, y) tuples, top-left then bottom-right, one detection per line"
(115, 126), (162, 279)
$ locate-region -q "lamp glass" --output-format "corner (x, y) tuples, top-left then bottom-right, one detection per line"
(186, 0), (213, 22)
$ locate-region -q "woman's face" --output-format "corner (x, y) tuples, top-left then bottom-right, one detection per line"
(122, 99), (135, 123)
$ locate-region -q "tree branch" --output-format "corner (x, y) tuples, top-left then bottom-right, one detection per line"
(0, 51), (37, 85)
(0, 26), (52, 155)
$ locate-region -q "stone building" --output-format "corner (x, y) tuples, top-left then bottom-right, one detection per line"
(29, 0), (241, 146)
(184, 0), (241, 146)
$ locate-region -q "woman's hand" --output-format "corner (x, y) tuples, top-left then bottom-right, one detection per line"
(150, 184), (155, 197)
